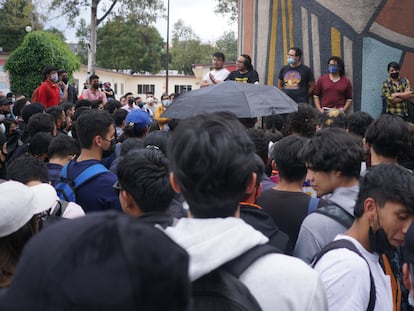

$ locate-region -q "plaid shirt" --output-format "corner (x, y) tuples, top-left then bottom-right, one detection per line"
(382, 77), (411, 118)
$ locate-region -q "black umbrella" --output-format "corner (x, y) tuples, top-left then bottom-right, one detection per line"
(161, 81), (298, 119)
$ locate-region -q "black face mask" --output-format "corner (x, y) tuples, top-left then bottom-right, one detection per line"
(102, 138), (116, 158)
(390, 72), (399, 80)
(92, 82), (100, 90)
(62, 77), (69, 84)
(368, 226), (394, 255)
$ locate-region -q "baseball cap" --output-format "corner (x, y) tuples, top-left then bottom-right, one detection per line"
(0, 181), (57, 237)
(0, 211), (191, 311)
(125, 109), (151, 130)
(405, 222), (414, 264)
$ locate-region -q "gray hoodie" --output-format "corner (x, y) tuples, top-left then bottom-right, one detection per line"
(293, 185), (359, 264)
(165, 217), (328, 311)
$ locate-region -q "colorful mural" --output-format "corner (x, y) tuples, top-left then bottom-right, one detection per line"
(239, 0), (414, 117)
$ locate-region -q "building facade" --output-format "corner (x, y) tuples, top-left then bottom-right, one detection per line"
(239, 0), (414, 116)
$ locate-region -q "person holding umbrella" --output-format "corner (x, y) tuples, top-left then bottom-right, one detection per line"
(226, 54), (259, 84)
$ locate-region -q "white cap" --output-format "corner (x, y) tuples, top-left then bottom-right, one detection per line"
(0, 181), (58, 237)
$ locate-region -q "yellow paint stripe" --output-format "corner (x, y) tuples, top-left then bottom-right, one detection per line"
(288, 0), (294, 47)
(331, 27), (341, 57)
(268, 0), (278, 85)
(281, 0), (288, 61)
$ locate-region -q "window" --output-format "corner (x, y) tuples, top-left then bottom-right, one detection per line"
(114, 83), (118, 95)
(137, 84), (155, 95)
(174, 85), (192, 94)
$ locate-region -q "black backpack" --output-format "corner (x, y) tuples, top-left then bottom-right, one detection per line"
(192, 244), (279, 311)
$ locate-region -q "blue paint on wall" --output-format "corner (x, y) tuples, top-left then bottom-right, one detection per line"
(361, 37), (402, 117)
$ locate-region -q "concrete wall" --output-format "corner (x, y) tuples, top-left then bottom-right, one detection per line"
(239, 0), (414, 117)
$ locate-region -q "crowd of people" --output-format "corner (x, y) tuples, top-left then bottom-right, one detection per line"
(0, 51), (413, 310)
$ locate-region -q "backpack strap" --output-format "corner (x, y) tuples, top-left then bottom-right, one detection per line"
(313, 239), (376, 311)
(314, 203), (354, 228)
(51, 200), (69, 217)
(72, 163), (108, 189)
(307, 197), (320, 214)
(223, 244), (280, 278)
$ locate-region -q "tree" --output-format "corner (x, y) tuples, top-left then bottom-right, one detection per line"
(0, 0), (44, 52)
(96, 17), (164, 73)
(170, 20), (214, 75)
(214, 0), (238, 23)
(5, 31), (81, 97)
(75, 18), (90, 65)
(215, 31), (237, 62)
(49, 0), (165, 75)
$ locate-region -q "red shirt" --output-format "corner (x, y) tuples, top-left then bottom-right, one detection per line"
(314, 74), (352, 109)
(36, 79), (60, 108)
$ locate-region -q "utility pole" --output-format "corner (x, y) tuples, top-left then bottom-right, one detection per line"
(165, 0), (170, 94)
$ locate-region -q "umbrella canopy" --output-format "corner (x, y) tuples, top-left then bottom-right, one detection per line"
(161, 81), (298, 119)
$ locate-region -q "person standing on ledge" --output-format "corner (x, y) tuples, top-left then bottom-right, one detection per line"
(226, 54), (259, 84)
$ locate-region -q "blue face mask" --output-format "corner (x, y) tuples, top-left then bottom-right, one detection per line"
(328, 65), (338, 74)
(163, 100), (170, 107)
(287, 57), (295, 65)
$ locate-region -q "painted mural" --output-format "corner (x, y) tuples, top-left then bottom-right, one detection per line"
(239, 0), (414, 117)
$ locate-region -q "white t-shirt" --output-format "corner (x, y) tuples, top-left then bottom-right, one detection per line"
(314, 234), (392, 311)
(203, 68), (230, 83)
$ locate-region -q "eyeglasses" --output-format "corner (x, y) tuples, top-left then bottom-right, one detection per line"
(287, 54), (296, 57)
(113, 181), (123, 195)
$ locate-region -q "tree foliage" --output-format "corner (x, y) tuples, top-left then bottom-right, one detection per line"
(5, 31), (81, 97)
(49, 0), (165, 28)
(215, 31), (237, 62)
(214, 0), (238, 23)
(0, 0), (44, 52)
(170, 20), (214, 75)
(96, 17), (164, 73)
(75, 18), (90, 64)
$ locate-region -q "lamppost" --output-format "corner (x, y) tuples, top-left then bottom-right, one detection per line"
(165, 0), (170, 94)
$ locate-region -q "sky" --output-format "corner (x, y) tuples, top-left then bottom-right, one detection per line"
(59, 0), (237, 43)
(155, 0), (237, 43)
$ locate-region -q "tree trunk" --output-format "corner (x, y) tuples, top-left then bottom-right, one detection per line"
(88, 0), (98, 76)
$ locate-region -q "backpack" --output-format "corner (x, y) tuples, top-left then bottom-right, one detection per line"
(42, 200), (70, 228)
(55, 163), (108, 202)
(314, 202), (354, 228)
(312, 239), (376, 311)
(192, 244), (279, 311)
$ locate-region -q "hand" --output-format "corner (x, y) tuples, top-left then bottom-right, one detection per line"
(209, 73), (216, 84)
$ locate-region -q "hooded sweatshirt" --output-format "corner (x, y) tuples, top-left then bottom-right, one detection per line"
(293, 185), (359, 263)
(165, 217), (328, 311)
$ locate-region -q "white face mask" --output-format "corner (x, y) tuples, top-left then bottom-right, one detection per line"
(0, 123), (5, 134)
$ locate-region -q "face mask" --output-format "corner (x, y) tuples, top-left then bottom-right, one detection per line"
(50, 74), (58, 82)
(163, 100), (170, 107)
(368, 226), (394, 255)
(0, 123), (5, 134)
(62, 77), (69, 84)
(92, 83), (100, 90)
(102, 138), (116, 158)
(328, 65), (338, 74)
(287, 57), (295, 65)
(11, 98), (15, 103)
(147, 97), (154, 104)
(390, 72), (399, 79)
